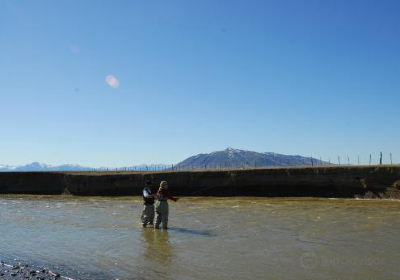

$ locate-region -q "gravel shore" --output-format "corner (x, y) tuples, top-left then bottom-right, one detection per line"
(0, 261), (69, 280)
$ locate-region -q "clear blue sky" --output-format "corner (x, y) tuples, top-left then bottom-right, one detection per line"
(1, 0), (399, 167)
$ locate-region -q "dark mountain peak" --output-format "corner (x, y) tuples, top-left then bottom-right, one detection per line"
(177, 148), (328, 168)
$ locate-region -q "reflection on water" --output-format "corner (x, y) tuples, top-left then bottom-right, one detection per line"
(142, 230), (173, 266)
(1, 195), (400, 280)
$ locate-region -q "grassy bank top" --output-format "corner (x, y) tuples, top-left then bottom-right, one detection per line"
(1, 165), (398, 176)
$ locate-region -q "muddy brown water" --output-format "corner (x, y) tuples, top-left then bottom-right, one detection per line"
(0, 195), (399, 280)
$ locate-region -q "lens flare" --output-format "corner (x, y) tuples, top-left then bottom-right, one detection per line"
(70, 44), (80, 53)
(106, 75), (119, 89)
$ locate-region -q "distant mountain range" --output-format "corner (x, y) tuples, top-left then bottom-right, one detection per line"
(0, 148), (330, 172)
(0, 162), (93, 172)
(0, 162), (170, 172)
(175, 148), (329, 168)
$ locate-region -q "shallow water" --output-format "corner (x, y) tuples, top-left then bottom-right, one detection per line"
(1, 195), (400, 280)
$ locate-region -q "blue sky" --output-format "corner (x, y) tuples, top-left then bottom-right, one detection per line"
(1, 0), (399, 166)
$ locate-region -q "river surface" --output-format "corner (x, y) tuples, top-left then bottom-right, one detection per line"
(0, 196), (399, 280)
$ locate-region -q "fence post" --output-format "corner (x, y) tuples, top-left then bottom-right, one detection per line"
(369, 154), (372, 165)
(380, 152), (382, 165)
(338, 156), (341, 166)
(390, 153), (393, 165)
(358, 155), (360, 165)
(347, 155), (350, 165)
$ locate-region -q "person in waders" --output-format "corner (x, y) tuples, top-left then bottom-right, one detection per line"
(141, 180), (155, 227)
(154, 181), (179, 229)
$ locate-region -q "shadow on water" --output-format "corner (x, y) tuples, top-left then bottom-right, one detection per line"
(167, 226), (214, 237)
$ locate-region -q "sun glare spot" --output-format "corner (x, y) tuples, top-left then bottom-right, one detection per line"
(70, 44), (80, 53)
(106, 75), (120, 89)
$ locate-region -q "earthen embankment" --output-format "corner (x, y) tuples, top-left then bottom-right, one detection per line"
(0, 166), (400, 198)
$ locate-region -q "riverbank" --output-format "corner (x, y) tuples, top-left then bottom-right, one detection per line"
(0, 255), (109, 280)
(0, 260), (64, 280)
(0, 166), (399, 198)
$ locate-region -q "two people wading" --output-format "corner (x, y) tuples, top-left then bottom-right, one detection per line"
(141, 180), (179, 229)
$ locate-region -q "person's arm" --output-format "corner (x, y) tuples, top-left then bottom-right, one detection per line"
(167, 193), (180, 202)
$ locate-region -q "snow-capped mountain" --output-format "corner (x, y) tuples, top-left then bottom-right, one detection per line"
(0, 164), (17, 171)
(0, 162), (171, 172)
(0, 148), (330, 172)
(0, 162), (94, 172)
(176, 148), (329, 168)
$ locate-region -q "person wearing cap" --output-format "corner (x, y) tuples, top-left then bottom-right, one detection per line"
(141, 180), (155, 227)
(154, 181), (179, 229)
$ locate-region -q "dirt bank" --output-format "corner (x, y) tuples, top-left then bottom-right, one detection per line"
(0, 166), (400, 198)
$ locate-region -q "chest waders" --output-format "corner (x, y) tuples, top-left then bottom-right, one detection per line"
(141, 188), (155, 227)
(155, 197), (169, 229)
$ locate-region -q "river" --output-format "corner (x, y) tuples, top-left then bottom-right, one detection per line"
(0, 195), (399, 280)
